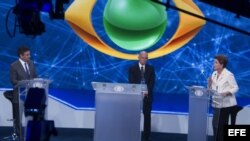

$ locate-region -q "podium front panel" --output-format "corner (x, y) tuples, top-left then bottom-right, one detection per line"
(187, 86), (210, 141)
(93, 82), (142, 141)
(92, 82), (142, 94)
(17, 79), (51, 141)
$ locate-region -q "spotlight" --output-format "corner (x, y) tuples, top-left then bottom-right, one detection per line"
(17, 10), (45, 35)
(12, 0), (53, 35)
(50, 0), (69, 19)
(6, 0), (69, 37)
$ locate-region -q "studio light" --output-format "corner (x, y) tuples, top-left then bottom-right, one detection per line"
(51, 0), (69, 19)
(12, 0), (51, 35)
(6, 0), (70, 37)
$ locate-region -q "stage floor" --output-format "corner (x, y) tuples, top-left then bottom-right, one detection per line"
(0, 127), (214, 141)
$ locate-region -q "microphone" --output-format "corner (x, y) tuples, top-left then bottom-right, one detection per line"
(213, 72), (218, 80)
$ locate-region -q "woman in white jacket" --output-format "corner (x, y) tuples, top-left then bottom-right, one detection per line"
(208, 55), (239, 141)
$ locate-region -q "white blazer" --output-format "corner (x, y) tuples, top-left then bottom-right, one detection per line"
(211, 68), (239, 108)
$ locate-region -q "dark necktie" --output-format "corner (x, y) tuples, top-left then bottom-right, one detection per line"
(140, 66), (145, 82)
(25, 62), (30, 79)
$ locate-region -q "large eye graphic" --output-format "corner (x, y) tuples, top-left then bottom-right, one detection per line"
(103, 0), (167, 51)
(65, 0), (205, 60)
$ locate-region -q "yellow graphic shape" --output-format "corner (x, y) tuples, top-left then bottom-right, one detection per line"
(65, 0), (205, 60)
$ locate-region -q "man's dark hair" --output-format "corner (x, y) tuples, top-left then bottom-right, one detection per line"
(215, 55), (228, 68)
(17, 46), (30, 57)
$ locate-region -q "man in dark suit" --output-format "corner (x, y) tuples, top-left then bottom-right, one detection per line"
(8, 46), (37, 139)
(128, 51), (155, 141)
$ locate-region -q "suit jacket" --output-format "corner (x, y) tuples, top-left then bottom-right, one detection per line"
(10, 60), (37, 86)
(128, 63), (155, 100)
(211, 68), (239, 108)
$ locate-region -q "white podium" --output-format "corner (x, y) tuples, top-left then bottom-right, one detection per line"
(92, 82), (143, 141)
(187, 86), (222, 141)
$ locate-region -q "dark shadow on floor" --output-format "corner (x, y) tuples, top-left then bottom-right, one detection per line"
(0, 127), (214, 141)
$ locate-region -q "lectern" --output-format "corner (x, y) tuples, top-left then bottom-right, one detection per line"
(16, 78), (52, 140)
(92, 82), (143, 141)
(187, 86), (220, 141)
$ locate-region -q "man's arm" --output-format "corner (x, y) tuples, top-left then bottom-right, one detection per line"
(221, 73), (239, 97)
(10, 64), (18, 86)
(29, 61), (38, 78)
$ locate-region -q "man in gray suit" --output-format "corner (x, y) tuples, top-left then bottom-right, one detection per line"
(7, 46), (37, 139)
